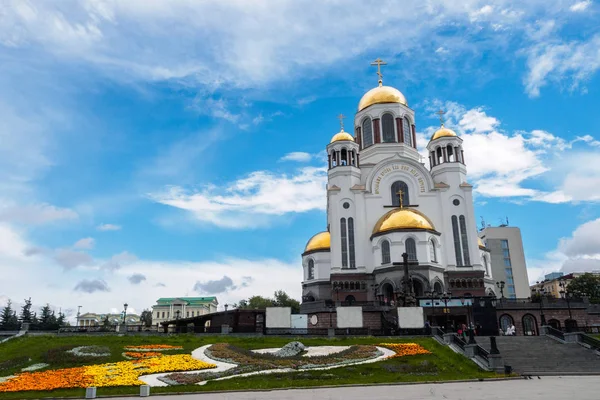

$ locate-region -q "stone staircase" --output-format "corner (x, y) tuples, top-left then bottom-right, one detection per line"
(475, 336), (600, 375)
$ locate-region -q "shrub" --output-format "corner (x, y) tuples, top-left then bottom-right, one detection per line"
(0, 357), (30, 372)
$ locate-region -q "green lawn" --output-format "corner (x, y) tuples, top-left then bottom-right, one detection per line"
(0, 334), (497, 399)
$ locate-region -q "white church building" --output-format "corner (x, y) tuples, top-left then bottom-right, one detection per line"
(301, 61), (494, 308)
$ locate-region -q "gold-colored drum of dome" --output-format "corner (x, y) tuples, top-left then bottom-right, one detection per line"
(330, 130), (355, 143)
(431, 125), (458, 141)
(372, 208), (435, 235)
(304, 231), (331, 252)
(358, 85), (408, 112)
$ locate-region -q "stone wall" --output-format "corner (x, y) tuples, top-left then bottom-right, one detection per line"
(496, 307), (600, 335)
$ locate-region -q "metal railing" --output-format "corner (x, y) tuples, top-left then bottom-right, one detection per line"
(452, 334), (467, 350)
(474, 344), (490, 361)
(546, 326), (565, 341)
(580, 333), (600, 351)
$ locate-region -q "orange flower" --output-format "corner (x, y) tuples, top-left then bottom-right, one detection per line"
(0, 367), (92, 392)
(123, 352), (162, 359)
(123, 344), (182, 351)
(379, 343), (431, 358)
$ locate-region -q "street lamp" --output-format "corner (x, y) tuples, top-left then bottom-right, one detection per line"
(531, 287), (547, 326)
(496, 281), (505, 300)
(425, 290), (437, 326)
(439, 292), (452, 331)
(559, 280), (573, 332)
(460, 294), (476, 344)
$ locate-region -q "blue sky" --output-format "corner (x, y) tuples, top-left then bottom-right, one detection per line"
(1, 0), (600, 319)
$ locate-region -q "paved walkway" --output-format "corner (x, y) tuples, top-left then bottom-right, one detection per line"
(114, 376), (600, 399)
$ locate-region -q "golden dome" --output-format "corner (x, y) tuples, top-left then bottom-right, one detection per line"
(304, 231), (330, 253)
(372, 208), (435, 235)
(330, 129), (355, 143)
(431, 125), (458, 141)
(358, 85), (407, 112)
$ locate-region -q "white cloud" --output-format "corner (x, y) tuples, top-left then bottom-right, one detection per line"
(524, 34), (600, 97)
(0, 203), (78, 225)
(97, 223), (122, 231)
(279, 152), (313, 163)
(570, 1), (592, 12)
(54, 249), (94, 270)
(150, 166), (327, 228)
(73, 237), (95, 250)
(101, 251), (138, 272)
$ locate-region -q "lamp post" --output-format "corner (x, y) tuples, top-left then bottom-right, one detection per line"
(531, 287), (547, 326)
(460, 295), (476, 344)
(425, 290), (437, 325)
(439, 292), (452, 331)
(487, 295), (500, 354)
(122, 303), (128, 325)
(496, 281), (505, 300)
(77, 305), (82, 327)
(559, 281), (573, 332)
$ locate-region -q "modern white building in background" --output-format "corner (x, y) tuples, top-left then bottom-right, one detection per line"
(301, 61), (495, 305)
(76, 312), (140, 327)
(479, 226), (530, 299)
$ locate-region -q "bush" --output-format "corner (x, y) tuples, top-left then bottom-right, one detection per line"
(0, 357), (30, 372)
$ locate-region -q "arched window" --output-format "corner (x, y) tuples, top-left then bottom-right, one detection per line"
(391, 181), (410, 207)
(522, 314), (537, 336)
(345, 295), (356, 305)
(548, 319), (561, 330)
(361, 282), (366, 290)
(459, 216), (471, 265)
(340, 149), (347, 166)
(381, 240), (391, 264)
(405, 238), (417, 261)
(362, 118), (373, 148)
(308, 259), (314, 280)
(447, 145), (455, 162)
(451, 216), (463, 266)
(483, 255), (490, 276)
(382, 113), (395, 142)
(331, 151), (337, 167)
(340, 218), (348, 268)
(403, 117), (412, 147)
(429, 239), (437, 263)
(348, 217), (356, 269)
(500, 314), (515, 332)
(433, 281), (443, 294)
(436, 147), (443, 164)
(350, 282), (355, 290)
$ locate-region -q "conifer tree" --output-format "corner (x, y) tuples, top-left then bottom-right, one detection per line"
(0, 300), (17, 330)
(19, 298), (33, 323)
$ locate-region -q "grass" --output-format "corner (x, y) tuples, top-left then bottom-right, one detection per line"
(0, 334), (497, 399)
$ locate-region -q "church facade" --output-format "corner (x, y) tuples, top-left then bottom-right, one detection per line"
(301, 65), (494, 307)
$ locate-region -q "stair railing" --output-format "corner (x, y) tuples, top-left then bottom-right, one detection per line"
(580, 333), (600, 351)
(546, 326), (565, 341)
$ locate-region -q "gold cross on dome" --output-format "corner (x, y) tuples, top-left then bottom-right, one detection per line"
(337, 113), (346, 131)
(397, 190), (404, 208)
(436, 109), (446, 126)
(370, 58), (387, 85)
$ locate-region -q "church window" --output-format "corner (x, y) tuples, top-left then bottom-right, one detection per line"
(344, 281), (349, 290)
(436, 147), (443, 164)
(381, 240), (391, 264)
(429, 239), (437, 263)
(382, 113), (395, 142)
(453, 199), (460, 206)
(459, 215), (471, 265)
(483, 255), (490, 276)
(362, 118), (373, 148)
(391, 181), (410, 206)
(350, 282), (355, 290)
(447, 145), (455, 162)
(340, 218), (348, 268)
(403, 117), (412, 147)
(405, 238), (417, 261)
(348, 217), (356, 269)
(451, 216), (463, 266)
(341, 148), (348, 166)
(308, 259), (314, 280)
(343, 202), (350, 209)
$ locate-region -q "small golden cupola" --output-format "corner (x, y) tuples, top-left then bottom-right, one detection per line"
(426, 109), (465, 168)
(371, 208), (435, 237)
(431, 124), (458, 141)
(330, 128), (354, 143)
(327, 114), (359, 169)
(357, 58), (408, 112)
(304, 231), (331, 253)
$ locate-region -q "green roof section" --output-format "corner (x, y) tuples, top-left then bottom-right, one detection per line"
(156, 297), (218, 306)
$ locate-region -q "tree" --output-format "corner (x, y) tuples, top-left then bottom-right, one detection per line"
(38, 304), (56, 330)
(0, 300), (19, 331)
(273, 290), (301, 313)
(140, 310), (153, 327)
(19, 298), (33, 323)
(56, 312), (66, 327)
(568, 274), (600, 303)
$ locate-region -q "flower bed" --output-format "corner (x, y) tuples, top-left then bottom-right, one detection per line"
(67, 346), (110, 357)
(124, 345), (183, 351)
(123, 352), (163, 360)
(42, 345), (110, 366)
(162, 343), (382, 385)
(0, 355), (215, 392)
(379, 343), (431, 358)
